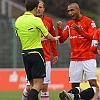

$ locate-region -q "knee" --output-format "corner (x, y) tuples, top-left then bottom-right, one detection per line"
(72, 83), (80, 88)
(89, 80), (99, 88)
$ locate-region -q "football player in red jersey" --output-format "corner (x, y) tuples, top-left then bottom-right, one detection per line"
(90, 28), (100, 54)
(22, 0), (58, 100)
(56, 2), (99, 100)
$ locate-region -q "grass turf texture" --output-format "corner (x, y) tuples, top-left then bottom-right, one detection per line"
(0, 90), (61, 100)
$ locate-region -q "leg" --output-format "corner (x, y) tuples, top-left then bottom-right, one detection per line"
(24, 49), (46, 100)
(91, 87), (99, 100)
(68, 61), (82, 94)
(84, 59), (99, 100)
(59, 86), (83, 100)
(22, 76), (30, 100)
(68, 83), (81, 94)
(22, 85), (30, 100)
(40, 61), (51, 100)
(71, 83), (80, 88)
(40, 84), (49, 100)
(59, 87), (96, 100)
(27, 78), (44, 100)
(59, 61), (83, 100)
(89, 80), (99, 100)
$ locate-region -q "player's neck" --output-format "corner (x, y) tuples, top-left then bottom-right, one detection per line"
(39, 14), (44, 19)
(76, 14), (82, 21)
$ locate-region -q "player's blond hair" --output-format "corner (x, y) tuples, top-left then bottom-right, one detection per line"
(38, 0), (45, 8)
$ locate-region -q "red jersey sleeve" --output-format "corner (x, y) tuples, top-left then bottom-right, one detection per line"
(78, 20), (97, 40)
(90, 29), (100, 54)
(42, 16), (58, 61)
(58, 24), (69, 43)
(90, 40), (98, 54)
(49, 18), (58, 57)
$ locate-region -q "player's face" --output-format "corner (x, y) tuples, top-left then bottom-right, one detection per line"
(67, 5), (80, 20)
(37, 2), (45, 17)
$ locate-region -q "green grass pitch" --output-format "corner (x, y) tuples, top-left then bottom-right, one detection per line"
(0, 90), (61, 100)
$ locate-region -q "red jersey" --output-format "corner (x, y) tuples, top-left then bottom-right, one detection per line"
(58, 15), (96, 61)
(90, 28), (100, 54)
(42, 16), (58, 61)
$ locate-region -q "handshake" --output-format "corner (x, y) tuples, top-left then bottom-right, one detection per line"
(41, 36), (60, 42)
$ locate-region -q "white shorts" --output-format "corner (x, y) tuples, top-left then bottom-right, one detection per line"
(26, 61), (51, 85)
(69, 59), (97, 83)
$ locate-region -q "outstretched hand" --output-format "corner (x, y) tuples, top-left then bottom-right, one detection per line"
(42, 36), (60, 42)
(41, 37), (47, 42)
(54, 36), (60, 41)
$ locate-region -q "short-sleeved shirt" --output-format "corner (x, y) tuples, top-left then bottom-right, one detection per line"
(15, 12), (48, 50)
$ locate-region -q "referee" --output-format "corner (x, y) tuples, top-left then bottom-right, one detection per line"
(14, 0), (60, 100)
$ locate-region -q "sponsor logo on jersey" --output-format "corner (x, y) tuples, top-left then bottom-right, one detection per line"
(70, 35), (84, 39)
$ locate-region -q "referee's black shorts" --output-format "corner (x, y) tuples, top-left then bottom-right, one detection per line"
(22, 48), (46, 81)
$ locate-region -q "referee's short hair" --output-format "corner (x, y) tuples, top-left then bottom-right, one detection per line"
(25, 0), (39, 11)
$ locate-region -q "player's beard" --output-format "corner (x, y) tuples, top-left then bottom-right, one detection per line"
(72, 12), (80, 20)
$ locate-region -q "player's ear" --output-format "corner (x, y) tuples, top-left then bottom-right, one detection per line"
(43, 8), (45, 12)
(78, 8), (80, 12)
(34, 7), (38, 11)
(33, 7), (38, 16)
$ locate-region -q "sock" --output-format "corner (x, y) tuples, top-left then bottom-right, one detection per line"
(68, 87), (80, 94)
(22, 88), (29, 100)
(74, 87), (94, 100)
(27, 89), (39, 100)
(40, 91), (49, 100)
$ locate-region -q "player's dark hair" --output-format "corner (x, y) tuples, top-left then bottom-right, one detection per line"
(68, 3), (79, 9)
(25, 0), (39, 11)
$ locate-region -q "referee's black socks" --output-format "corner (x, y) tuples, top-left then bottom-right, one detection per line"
(27, 89), (39, 100)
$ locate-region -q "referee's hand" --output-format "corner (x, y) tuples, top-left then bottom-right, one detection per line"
(54, 36), (60, 41)
(41, 37), (47, 42)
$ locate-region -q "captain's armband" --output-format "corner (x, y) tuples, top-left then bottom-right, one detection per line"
(91, 40), (99, 47)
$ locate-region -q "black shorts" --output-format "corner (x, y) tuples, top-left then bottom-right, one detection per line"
(22, 48), (46, 81)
